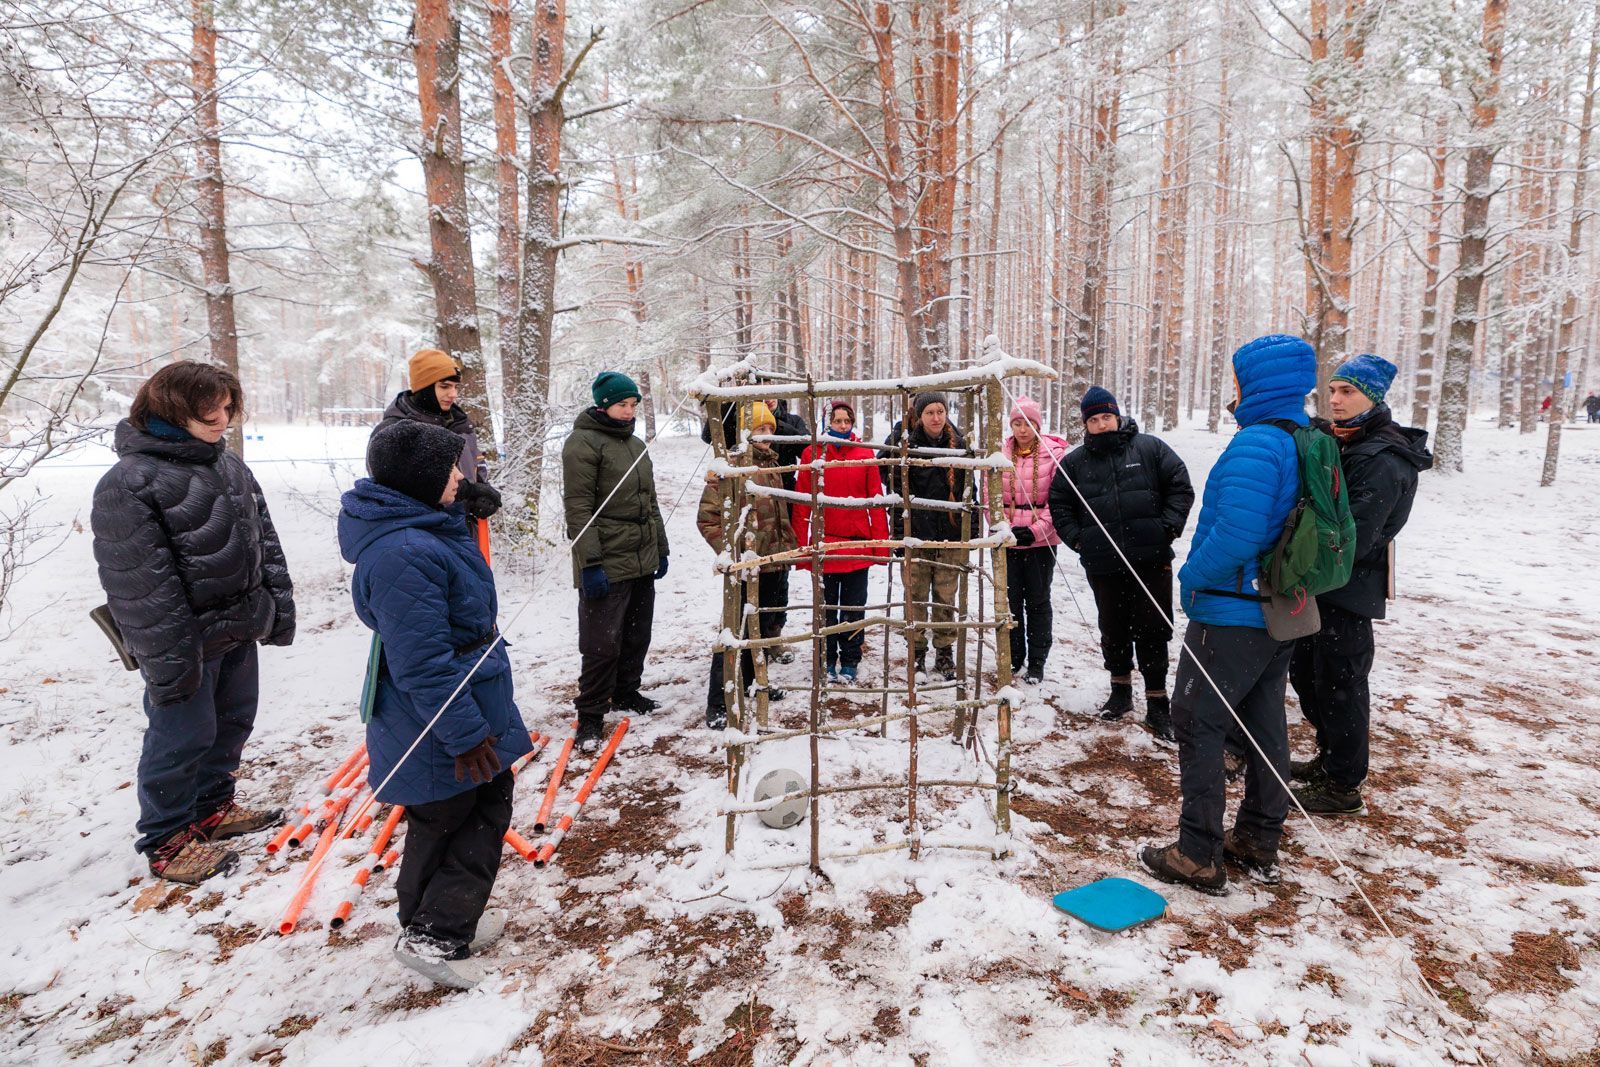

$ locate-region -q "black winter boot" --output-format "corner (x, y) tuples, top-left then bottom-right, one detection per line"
(1293, 779), (1366, 816)
(1142, 694), (1175, 743)
(935, 648), (957, 681)
(1098, 678), (1135, 721)
(913, 649), (927, 679)
(614, 692), (660, 714)
(576, 715), (606, 755)
(1290, 753), (1327, 783)
(706, 705), (727, 730)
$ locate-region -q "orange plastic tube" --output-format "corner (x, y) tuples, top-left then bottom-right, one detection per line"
(535, 718), (629, 868)
(321, 743), (367, 795)
(534, 736), (575, 832)
(276, 791), (355, 935)
(503, 828), (538, 860)
(510, 733), (549, 777)
(475, 517), (492, 565)
(327, 804), (405, 929)
(289, 776), (365, 848)
(269, 752), (366, 853)
(377, 847), (399, 872)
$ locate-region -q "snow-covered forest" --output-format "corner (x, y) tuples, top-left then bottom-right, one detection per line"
(2, 0), (1599, 1063)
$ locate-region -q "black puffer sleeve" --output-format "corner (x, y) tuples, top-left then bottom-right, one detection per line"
(251, 470), (296, 645)
(91, 467), (202, 705)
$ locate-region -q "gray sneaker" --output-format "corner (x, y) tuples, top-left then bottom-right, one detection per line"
(469, 908), (507, 954)
(394, 930), (487, 990)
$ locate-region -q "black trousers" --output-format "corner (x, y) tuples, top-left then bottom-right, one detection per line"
(1007, 546), (1057, 673)
(1289, 602), (1375, 790)
(1172, 621), (1293, 865)
(823, 568), (870, 670)
(395, 770), (515, 950)
(136, 644), (258, 853)
(1085, 560), (1173, 692)
(576, 575), (656, 720)
(763, 567), (789, 638)
(707, 570), (789, 713)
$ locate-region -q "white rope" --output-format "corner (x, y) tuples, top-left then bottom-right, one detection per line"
(991, 373), (1485, 1063)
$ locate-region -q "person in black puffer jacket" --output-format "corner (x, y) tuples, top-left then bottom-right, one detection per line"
(883, 393), (972, 681)
(1288, 355), (1432, 817)
(91, 361), (296, 885)
(375, 348), (501, 534)
(1048, 387), (1193, 736)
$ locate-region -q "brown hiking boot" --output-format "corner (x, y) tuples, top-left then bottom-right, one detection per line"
(198, 800), (283, 841)
(1223, 828), (1282, 885)
(1139, 841), (1227, 896)
(148, 827), (239, 885)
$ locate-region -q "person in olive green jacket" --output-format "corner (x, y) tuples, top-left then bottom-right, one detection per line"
(696, 402), (797, 728)
(562, 372), (669, 753)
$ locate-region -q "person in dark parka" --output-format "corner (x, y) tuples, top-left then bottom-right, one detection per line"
(375, 348), (502, 528)
(1049, 386), (1193, 736)
(1140, 334), (1314, 896)
(562, 371), (670, 753)
(884, 393), (972, 681)
(92, 361), (295, 885)
(1288, 355), (1432, 816)
(339, 420), (533, 990)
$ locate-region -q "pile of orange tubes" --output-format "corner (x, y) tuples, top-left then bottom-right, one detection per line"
(273, 724), (613, 935)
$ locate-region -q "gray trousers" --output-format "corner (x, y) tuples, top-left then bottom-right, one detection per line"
(1171, 621), (1293, 866)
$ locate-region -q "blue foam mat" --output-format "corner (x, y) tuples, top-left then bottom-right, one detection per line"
(1052, 877), (1168, 932)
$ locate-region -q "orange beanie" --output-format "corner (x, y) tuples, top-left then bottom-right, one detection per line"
(409, 348), (461, 392)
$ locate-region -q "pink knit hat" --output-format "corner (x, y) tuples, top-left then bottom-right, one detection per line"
(1008, 396), (1044, 431)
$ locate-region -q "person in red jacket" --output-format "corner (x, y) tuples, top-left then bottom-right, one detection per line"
(791, 401), (890, 684)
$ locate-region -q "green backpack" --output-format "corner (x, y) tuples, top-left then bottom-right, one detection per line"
(1259, 419), (1356, 600)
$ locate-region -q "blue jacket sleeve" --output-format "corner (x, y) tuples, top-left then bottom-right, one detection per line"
(363, 547), (491, 757)
(1178, 431), (1287, 594)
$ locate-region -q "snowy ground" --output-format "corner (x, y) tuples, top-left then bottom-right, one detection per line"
(1, 413), (1597, 1066)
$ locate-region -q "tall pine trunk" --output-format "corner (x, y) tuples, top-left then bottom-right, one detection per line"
(190, 0), (243, 455)
(1435, 0), (1508, 474)
(1412, 106), (1448, 428)
(412, 0), (486, 413)
(489, 0), (520, 436)
(1542, 11), (1599, 486)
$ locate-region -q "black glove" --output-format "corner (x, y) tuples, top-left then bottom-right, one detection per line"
(453, 736), (502, 784)
(1011, 526), (1035, 547)
(459, 480), (503, 520)
(654, 555), (669, 580)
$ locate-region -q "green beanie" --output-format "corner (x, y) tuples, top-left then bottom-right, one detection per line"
(592, 370), (641, 409)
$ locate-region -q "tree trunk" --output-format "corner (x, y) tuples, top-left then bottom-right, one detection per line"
(1412, 106), (1448, 428)
(1542, 10), (1598, 486)
(1207, 39), (1233, 433)
(1435, 0), (1508, 474)
(489, 0), (520, 436)
(190, 0), (243, 456)
(1318, 0), (1366, 406)
(412, 0), (486, 413)
(507, 0), (574, 524)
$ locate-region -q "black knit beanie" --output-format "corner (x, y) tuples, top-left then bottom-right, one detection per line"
(367, 420), (464, 506)
(912, 392), (948, 420)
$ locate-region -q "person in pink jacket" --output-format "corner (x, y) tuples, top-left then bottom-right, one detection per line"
(1000, 397), (1070, 683)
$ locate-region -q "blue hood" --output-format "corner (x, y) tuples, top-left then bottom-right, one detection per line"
(1232, 334), (1315, 427)
(338, 478), (462, 563)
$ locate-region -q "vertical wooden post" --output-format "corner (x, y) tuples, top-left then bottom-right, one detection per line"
(985, 381), (1013, 841)
(806, 382), (825, 873)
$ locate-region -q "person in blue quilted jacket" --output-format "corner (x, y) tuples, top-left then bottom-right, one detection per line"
(338, 419), (533, 990)
(1140, 334), (1315, 896)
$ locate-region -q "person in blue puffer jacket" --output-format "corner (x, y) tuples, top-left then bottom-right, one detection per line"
(338, 419), (533, 990)
(1140, 334), (1314, 897)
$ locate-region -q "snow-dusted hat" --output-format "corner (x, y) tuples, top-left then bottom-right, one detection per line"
(367, 420), (465, 506)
